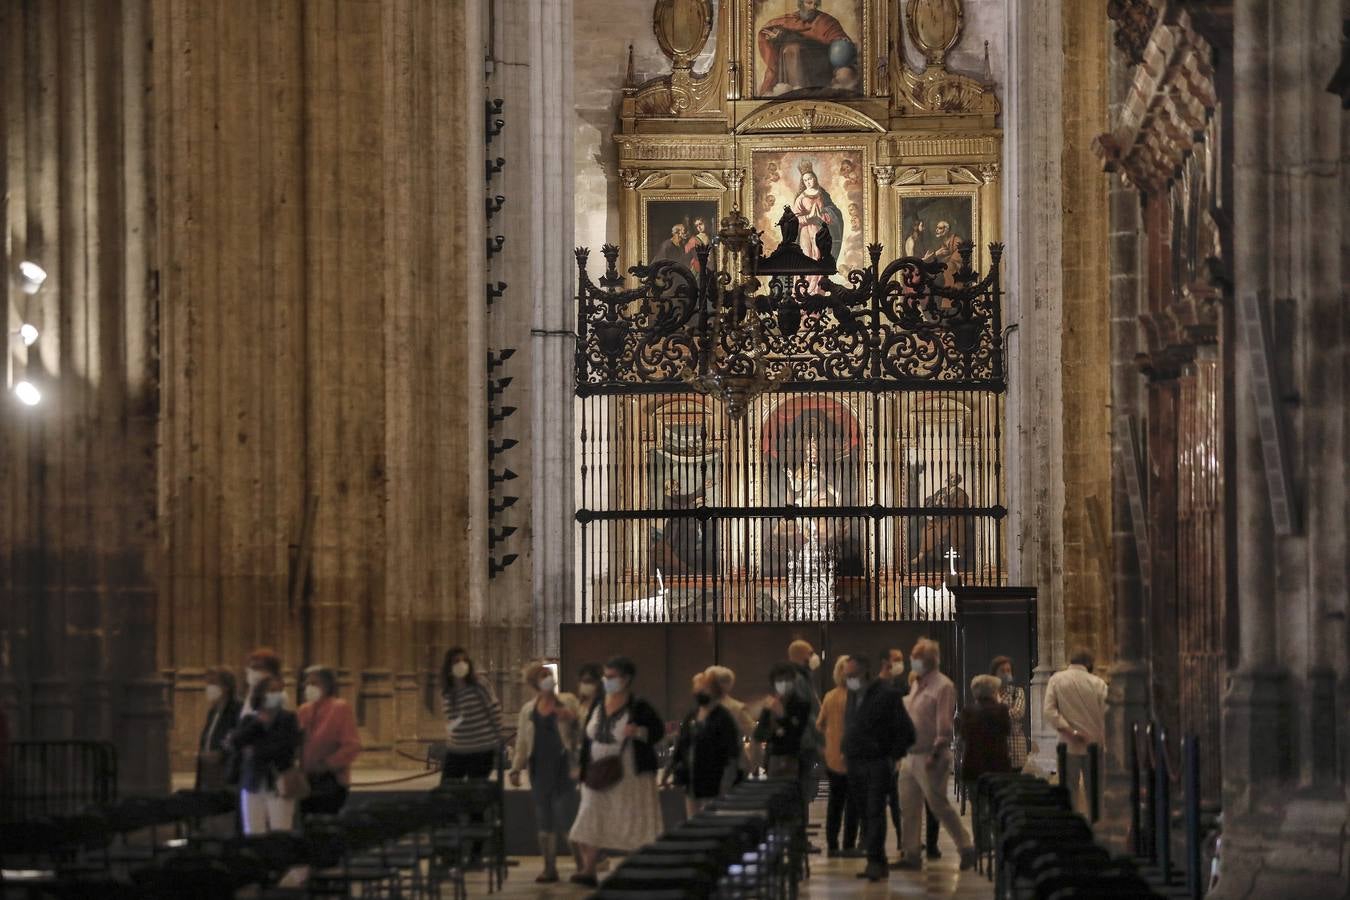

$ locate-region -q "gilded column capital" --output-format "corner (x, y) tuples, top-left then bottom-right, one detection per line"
(872, 165), (895, 187)
(977, 162), (1000, 185)
(618, 168), (641, 189)
(722, 168), (746, 191)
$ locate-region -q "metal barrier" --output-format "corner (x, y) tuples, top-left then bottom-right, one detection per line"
(0, 740), (118, 821)
(1054, 740), (1102, 823)
(1127, 721), (1205, 900)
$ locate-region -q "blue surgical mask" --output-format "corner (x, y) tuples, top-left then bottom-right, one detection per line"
(602, 676), (623, 694)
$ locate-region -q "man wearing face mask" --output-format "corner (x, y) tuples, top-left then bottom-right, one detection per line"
(664, 672), (742, 817)
(785, 640), (824, 822)
(226, 674), (302, 835)
(880, 648), (942, 861)
(297, 665), (361, 816)
(755, 662), (815, 780)
(896, 639), (976, 871)
(841, 654), (915, 881)
(197, 667), (242, 791)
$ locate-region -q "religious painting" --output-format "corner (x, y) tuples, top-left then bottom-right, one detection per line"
(646, 398), (722, 579)
(643, 198), (719, 270)
(759, 397), (863, 595)
(896, 194), (976, 287)
(752, 148), (867, 287)
(751, 0), (865, 98)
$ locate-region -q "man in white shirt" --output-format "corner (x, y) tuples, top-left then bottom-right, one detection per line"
(895, 639), (976, 871)
(1043, 648), (1108, 813)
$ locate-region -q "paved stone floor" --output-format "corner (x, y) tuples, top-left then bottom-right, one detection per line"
(482, 791), (995, 900)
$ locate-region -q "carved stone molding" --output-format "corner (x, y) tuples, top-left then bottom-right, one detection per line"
(947, 166), (984, 185)
(636, 171), (671, 190)
(618, 167), (641, 189)
(977, 162), (1000, 184)
(692, 171), (727, 190)
(895, 167), (927, 186)
(721, 168), (745, 191)
(735, 102), (886, 135)
(1106, 0), (1162, 66)
(873, 165), (895, 187)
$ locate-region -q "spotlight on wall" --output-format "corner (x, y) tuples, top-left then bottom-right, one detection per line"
(12, 381), (41, 406)
(487, 348), (516, 370)
(489, 495), (518, 515)
(488, 438), (519, 458)
(488, 376), (513, 397)
(18, 323), (39, 346)
(488, 525), (518, 547)
(17, 261), (47, 295)
(489, 405), (517, 426)
(488, 553), (520, 577)
(490, 468), (518, 487)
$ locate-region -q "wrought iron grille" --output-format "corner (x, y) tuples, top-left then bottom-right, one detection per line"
(575, 241), (1007, 623)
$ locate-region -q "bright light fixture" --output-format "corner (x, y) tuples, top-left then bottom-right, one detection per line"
(13, 381), (41, 406)
(18, 323), (39, 346)
(17, 261), (47, 295)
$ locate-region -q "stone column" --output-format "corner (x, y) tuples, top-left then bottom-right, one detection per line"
(1097, 23), (1151, 849)
(527, 0), (577, 659)
(1003, 0), (1066, 774)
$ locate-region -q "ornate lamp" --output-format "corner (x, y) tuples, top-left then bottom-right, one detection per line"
(680, 205), (837, 418)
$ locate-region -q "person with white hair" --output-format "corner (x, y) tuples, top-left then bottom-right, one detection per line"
(896, 638), (976, 871)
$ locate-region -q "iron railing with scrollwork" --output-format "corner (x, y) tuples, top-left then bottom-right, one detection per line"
(574, 240), (1007, 623)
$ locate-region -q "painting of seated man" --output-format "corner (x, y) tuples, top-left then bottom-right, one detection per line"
(754, 0), (863, 98)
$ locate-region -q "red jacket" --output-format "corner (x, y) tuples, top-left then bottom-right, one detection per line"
(297, 696), (362, 786)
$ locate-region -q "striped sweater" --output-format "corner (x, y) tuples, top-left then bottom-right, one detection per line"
(442, 678), (503, 753)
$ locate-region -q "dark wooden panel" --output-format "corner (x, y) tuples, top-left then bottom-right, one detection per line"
(560, 624), (670, 713)
(716, 624), (827, 702)
(664, 624), (717, 724)
(826, 621), (957, 682)
(953, 587), (1036, 714)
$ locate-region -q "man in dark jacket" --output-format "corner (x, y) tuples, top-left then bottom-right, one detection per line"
(842, 654), (916, 881)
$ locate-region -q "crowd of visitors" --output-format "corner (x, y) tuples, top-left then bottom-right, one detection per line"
(174, 633), (1093, 889)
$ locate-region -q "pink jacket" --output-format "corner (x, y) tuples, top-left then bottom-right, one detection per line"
(298, 696), (362, 785)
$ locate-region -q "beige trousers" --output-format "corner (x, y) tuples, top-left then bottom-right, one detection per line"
(897, 750), (972, 858)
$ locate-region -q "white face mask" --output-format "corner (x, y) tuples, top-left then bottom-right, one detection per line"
(1000, 673), (1013, 685)
(911, 659), (926, 677)
(602, 676), (624, 694)
(845, 677), (862, 691)
(245, 669), (266, 688)
(808, 653), (821, 671)
(538, 676), (555, 693)
(891, 662), (906, 678)
(205, 684), (223, 703)
(264, 691), (285, 710)
(774, 680), (793, 697)
(577, 682), (597, 698)
(451, 661), (470, 679)
(304, 685), (323, 703)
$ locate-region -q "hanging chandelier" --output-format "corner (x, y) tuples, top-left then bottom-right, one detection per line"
(680, 205), (837, 418)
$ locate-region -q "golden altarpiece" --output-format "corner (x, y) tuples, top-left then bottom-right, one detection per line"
(575, 0), (1007, 624)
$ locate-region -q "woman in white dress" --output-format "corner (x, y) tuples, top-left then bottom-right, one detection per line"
(991, 656), (1028, 770)
(568, 656), (665, 887)
(790, 160), (843, 294)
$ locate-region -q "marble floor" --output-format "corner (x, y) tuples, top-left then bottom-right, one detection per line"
(482, 792), (995, 900)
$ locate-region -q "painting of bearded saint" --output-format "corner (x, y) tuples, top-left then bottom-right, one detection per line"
(754, 150), (865, 293)
(755, 0), (863, 98)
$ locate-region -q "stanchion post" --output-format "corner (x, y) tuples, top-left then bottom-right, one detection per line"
(1154, 725), (1172, 885)
(1184, 736), (1201, 900)
(1129, 723), (1143, 856)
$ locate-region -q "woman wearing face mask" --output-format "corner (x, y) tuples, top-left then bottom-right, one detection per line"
(296, 665), (361, 816)
(755, 662), (813, 778)
(568, 656), (664, 887)
(574, 663), (603, 720)
(226, 674), (302, 834)
(663, 672), (741, 817)
(196, 667), (242, 791)
(815, 655), (860, 857)
(990, 656), (1028, 770)
(240, 647), (286, 718)
(509, 663), (581, 883)
(439, 647), (504, 782)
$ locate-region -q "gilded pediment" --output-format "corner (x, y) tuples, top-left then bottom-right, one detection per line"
(735, 102), (885, 135)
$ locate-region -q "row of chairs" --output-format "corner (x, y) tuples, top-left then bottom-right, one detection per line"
(593, 777), (804, 900)
(2, 781), (503, 899)
(974, 772), (1164, 900)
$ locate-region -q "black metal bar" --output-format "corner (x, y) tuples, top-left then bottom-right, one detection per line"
(576, 503), (1008, 522)
(1057, 741), (1069, 798)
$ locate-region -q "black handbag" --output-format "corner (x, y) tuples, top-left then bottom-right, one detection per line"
(584, 740), (628, 792)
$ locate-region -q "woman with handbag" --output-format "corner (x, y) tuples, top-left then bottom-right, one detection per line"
(226, 674), (303, 834)
(297, 665), (362, 816)
(568, 656), (664, 887)
(509, 663), (582, 883)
